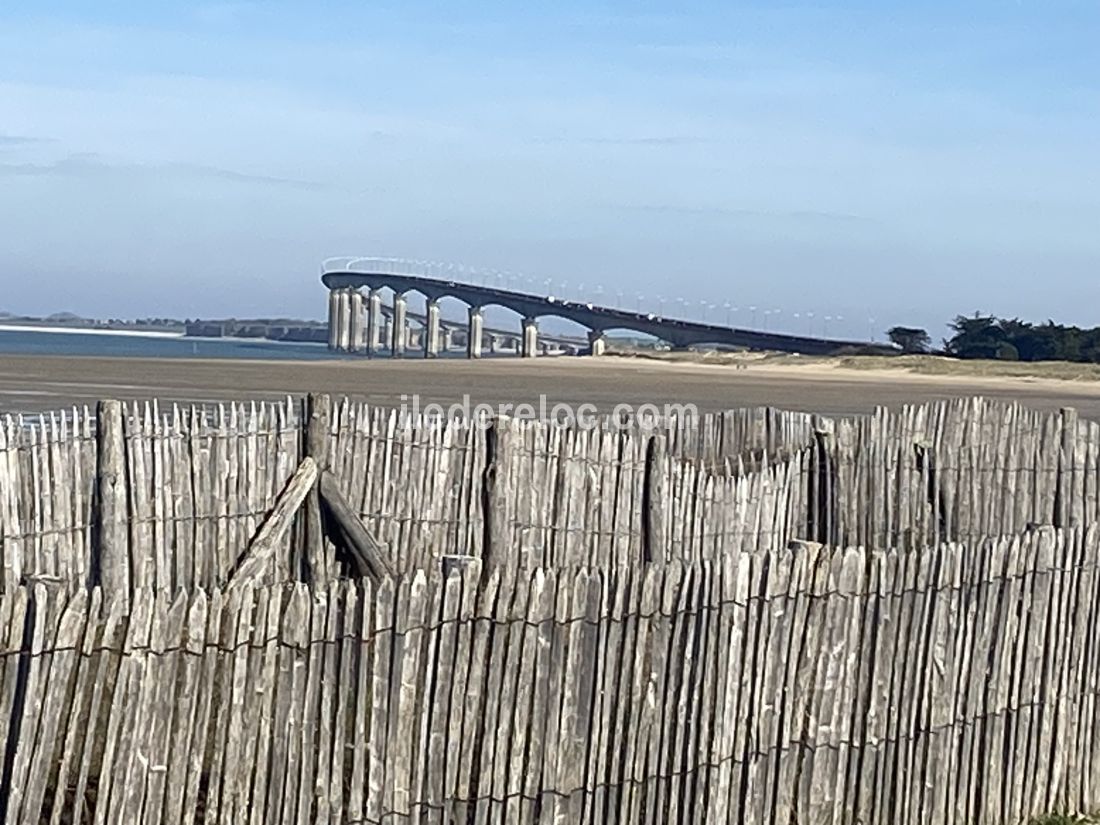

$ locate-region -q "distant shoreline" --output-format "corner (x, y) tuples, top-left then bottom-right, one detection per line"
(0, 323), (185, 339)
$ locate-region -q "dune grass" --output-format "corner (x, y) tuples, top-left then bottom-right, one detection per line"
(607, 346), (1100, 383)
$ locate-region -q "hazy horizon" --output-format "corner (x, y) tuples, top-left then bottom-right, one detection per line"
(1, 2), (1097, 340)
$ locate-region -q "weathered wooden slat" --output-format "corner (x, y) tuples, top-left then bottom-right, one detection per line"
(94, 400), (129, 597)
(425, 566), (461, 823)
(318, 470), (394, 581)
(392, 569), (429, 820)
(304, 393), (332, 585)
(160, 590), (208, 825)
(364, 575), (394, 823)
(47, 587), (103, 825)
(136, 590), (189, 825)
(228, 458), (318, 588)
(243, 587), (283, 825)
(15, 588), (86, 824)
(293, 586), (328, 825)
(275, 585), (310, 825)
(327, 581), (357, 824)
(310, 582), (342, 825)
(70, 592), (128, 825)
(347, 578), (374, 822)
(97, 587), (154, 825)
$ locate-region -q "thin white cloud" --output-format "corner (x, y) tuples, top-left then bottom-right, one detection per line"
(0, 155), (326, 190)
(0, 134), (52, 147)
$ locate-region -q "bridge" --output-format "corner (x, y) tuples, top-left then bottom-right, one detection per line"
(373, 302), (587, 355)
(320, 257), (870, 357)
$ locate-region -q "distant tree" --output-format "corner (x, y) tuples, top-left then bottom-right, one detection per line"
(886, 326), (932, 354)
(939, 312), (1100, 363)
(945, 313), (1007, 359)
(1081, 328), (1100, 364)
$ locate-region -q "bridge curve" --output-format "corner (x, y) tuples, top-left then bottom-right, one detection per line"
(320, 257), (871, 357)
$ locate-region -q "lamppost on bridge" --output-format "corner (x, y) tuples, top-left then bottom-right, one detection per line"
(750, 306), (758, 327)
(724, 302), (732, 326)
(699, 300), (708, 322)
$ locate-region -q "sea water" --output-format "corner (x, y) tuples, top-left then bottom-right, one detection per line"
(0, 328), (340, 360)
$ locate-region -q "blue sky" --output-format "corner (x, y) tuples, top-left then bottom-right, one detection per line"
(1, 2), (1097, 338)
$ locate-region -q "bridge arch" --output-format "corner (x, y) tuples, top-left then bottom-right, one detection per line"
(588, 325), (676, 351)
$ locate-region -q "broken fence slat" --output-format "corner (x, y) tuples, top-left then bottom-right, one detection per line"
(318, 470), (395, 581)
(229, 457), (319, 588)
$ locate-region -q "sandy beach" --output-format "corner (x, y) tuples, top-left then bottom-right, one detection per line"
(3, 351), (1100, 418)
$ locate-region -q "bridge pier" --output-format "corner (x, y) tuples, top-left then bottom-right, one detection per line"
(348, 290), (365, 352)
(521, 317), (538, 358)
(467, 308), (484, 358)
(327, 289), (339, 350)
(424, 300), (441, 358)
(442, 327), (454, 352)
(587, 330), (607, 356)
(391, 293), (407, 357)
(366, 289), (382, 356)
(336, 289), (352, 352)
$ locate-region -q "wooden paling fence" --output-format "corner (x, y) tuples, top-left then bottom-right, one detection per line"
(0, 526), (1097, 824)
(817, 398), (1100, 550)
(2, 396), (1100, 593)
(0, 398), (820, 590)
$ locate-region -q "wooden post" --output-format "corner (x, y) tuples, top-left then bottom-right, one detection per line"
(95, 399), (129, 595)
(304, 393), (332, 583)
(642, 434), (667, 563)
(1059, 406), (1078, 528)
(482, 416), (513, 570)
(811, 424), (835, 545)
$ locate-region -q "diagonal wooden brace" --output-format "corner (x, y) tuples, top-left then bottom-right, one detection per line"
(318, 470), (395, 581)
(228, 457), (319, 588)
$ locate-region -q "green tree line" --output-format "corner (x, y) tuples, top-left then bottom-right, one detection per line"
(888, 315), (1100, 363)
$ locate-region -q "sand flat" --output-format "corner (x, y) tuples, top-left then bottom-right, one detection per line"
(3, 352), (1100, 418)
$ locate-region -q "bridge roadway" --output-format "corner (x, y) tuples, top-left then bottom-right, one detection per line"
(320, 259), (869, 358)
